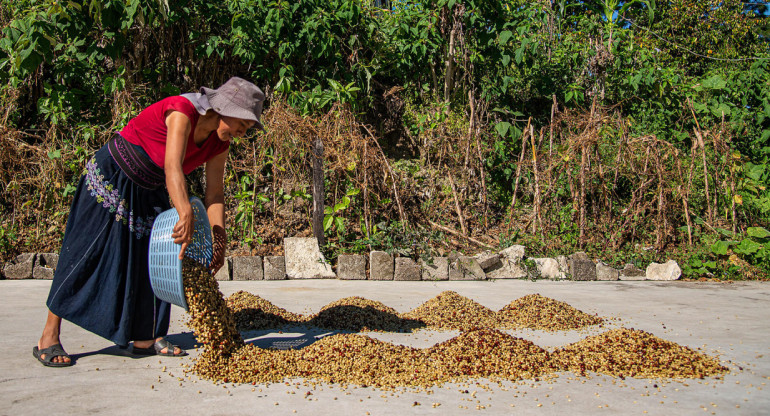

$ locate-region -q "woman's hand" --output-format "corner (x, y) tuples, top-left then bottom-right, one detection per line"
(210, 225), (227, 274)
(171, 210), (194, 260)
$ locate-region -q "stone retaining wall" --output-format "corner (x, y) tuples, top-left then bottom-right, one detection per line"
(2, 238), (682, 282)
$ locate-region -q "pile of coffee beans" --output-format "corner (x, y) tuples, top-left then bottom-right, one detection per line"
(399, 291), (498, 331)
(181, 259), (242, 356)
(496, 293), (603, 331)
(179, 277), (727, 388)
(553, 328), (728, 379)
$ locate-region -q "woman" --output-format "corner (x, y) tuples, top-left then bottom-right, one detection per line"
(33, 77), (264, 366)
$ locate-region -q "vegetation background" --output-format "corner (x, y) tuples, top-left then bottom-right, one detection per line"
(1, 0), (768, 279)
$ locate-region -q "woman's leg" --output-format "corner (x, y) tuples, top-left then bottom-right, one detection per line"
(38, 310), (71, 364)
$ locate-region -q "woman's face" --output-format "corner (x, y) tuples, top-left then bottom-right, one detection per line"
(216, 116), (256, 142)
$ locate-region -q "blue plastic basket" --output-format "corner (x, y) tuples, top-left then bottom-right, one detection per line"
(148, 197), (213, 311)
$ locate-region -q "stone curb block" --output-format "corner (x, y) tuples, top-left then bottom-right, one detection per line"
(619, 264), (646, 281)
(264, 256), (286, 280)
(646, 260), (682, 281)
(533, 258), (567, 280)
(394, 257), (420, 281)
(369, 251), (394, 281)
(214, 257), (232, 281)
(487, 245), (526, 279)
(474, 252), (502, 272)
(337, 254), (367, 280)
(596, 261), (619, 281)
(284, 237), (335, 279)
(34, 253), (59, 280)
(421, 257), (449, 281)
(449, 256), (486, 280)
(232, 256), (263, 281)
(3, 253), (35, 280)
(568, 252), (596, 281)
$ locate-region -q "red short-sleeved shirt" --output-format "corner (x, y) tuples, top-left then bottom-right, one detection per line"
(119, 96), (229, 175)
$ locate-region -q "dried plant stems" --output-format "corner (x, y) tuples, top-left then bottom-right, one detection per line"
(688, 100), (714, 223)
(428, 219), (495, 250)
(509, 117), (532, 213)
(464, 89), (475, 168)
(549, 94), (556, 159)
(656, 159), (665, 249)
(447, 172), (467, 235)
(362, 124), (407, 230)
(531, 129), (542, 236)
(363, 140), (371, 238)
(476, 132), (489, 229)
(725, 125), (738, 234)
(677, 157), (694, 245)
(694, 127), (713, 223)
(579, 142), (587, 246)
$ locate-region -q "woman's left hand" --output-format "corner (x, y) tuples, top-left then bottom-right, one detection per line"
(210, 225), (227, 274)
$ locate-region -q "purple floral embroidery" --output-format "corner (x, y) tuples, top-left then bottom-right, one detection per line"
(85, 158), (160, 239)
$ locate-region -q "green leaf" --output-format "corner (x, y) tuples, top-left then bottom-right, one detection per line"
(334, 216), (344, 232)
(495, 122), (511, 138)
(47, 149), (61, 159)
(63, 184), (77, 197)
(710, 240), (731, 255)
(499, 30), (512, 44)
(715, 227), (734, 237)
(747, 227), (770, 239)
(710, 103), (731, 117)
(734, 238), (762, 255)
(515, 47), (523, 64)
(702, 75), (727, 90)
(323, 215), (333, 231)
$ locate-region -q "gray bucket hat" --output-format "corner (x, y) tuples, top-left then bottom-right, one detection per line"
(201, 77), (265, 130)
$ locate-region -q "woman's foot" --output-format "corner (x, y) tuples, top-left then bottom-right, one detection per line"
(133, 338), (186, 356)
(33, 342), (72, 367)
(35, 338), (72, 366)
(37, 311), (71, 365)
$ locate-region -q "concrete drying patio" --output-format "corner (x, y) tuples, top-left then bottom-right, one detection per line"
(1, 279), (768, 415)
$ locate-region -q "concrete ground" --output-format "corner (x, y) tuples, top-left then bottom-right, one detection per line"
(1, 279), (768, 416)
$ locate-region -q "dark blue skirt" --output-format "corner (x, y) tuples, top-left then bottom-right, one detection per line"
(47, 139), (172, 347)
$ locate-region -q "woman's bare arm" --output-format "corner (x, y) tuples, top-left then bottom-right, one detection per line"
(204, 149), (228, 272)
(165, 111), (194, 259)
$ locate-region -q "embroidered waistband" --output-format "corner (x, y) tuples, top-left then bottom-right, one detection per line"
(108, 134), (164, 190)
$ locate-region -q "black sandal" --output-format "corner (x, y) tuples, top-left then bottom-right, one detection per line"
(132, 338), (188, 357)
(33, 343), (74, 367)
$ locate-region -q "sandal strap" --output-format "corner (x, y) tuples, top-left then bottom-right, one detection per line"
(39, 343), (69, 362)
(154, 338), (183, 354)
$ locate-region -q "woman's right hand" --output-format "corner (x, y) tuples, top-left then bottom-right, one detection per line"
(171, 210), (195, 260)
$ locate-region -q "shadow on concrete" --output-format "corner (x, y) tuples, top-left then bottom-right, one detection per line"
(242, 326), (349, 350)
(233, 309), (297, 330)
(308, 305), (426, 332)
(67, 331), (200, 361)
(68, 345), (130, 362)
(235, 306), (426, 333)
